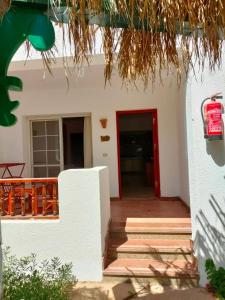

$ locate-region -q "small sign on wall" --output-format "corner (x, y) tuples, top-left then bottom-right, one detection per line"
(101, 135), (110, 142)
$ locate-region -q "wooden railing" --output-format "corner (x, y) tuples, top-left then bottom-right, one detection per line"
(0, 178), (58, 218)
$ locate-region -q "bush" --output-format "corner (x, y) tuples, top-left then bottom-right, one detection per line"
(3, 247), (76, 300)
(205, 258), (225, 300)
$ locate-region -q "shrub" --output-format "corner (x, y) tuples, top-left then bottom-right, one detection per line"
(3, 247), (76, 300)
(205, 258), (225, 300)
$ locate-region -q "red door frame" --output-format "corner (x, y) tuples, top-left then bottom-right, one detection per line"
(116, 109), (161, 198)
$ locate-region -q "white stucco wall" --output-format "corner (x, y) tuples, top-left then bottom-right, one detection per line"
(187, 47), (225, 285)
(177, 78), (190, 205)
(99, 167), (111, 252)
(1, 167), (110, 281)
(0, 58), (186, 198)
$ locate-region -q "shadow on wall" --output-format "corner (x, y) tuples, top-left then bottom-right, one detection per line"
(206, 140), (225, 166)
(195, 194), (225, 285)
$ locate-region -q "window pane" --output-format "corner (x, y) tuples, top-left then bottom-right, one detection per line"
(33, 167), (47, 178)
(48, 166), (60, 177)
(32, 122), (45, 136)
(47, 150), (60, 164)
(33, 137), (46, 151)
(46, 121), (59, 135)
(47, 136), (59, 150)
(31, 120), (60, 177)
(33, 151), (46, 165)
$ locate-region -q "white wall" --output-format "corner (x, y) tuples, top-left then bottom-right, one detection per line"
(1, 167), (110, 281)
(186, 47), (225, 285)
(177, 77), (190, 205)
(0, 60), (185, 198)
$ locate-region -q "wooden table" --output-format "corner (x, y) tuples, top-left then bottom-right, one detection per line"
(0, 163), (25, 178)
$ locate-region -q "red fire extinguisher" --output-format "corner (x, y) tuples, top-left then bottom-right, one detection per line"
(201, 92), (224, 141)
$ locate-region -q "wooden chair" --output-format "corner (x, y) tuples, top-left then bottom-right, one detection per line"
(0, 183), (31, 216)
(33, 182), (58, 216)
(0, 183), (11, 215)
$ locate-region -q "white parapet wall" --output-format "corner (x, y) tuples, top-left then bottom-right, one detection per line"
(0, 167), (110, 281)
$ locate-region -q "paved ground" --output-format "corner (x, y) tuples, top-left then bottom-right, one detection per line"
(72, 282), (216, 300)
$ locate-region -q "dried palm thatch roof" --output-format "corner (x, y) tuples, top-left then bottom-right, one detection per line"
(3, 0), (225, 84)
(0, 0), (10, 17)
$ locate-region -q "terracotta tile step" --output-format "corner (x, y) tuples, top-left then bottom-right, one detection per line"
(110, 239), (192, 253)
(102, 275), (199, 288)
(115, 218), (191, 224)
(110, 232), (192, 241)
(110, 224), (192, 234)
(103, 258), (199, 278)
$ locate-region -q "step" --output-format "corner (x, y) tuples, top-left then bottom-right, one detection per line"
(102, 275), (199, 288)
(110, 232), (192, 240)
(108, 239), (193, 260)
(112, 218), (191, 224)
(103, 258), (199, 279)
(110, 227), (192, 240)
(111, 222), (191, 233)
(110, 219), (191, 239)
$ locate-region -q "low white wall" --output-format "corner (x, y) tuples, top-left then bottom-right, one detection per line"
(1, 167), (110, 281)
(186, 46), (225, 285)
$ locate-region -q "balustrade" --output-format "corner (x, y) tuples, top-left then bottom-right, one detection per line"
(0, 178), (58, 218)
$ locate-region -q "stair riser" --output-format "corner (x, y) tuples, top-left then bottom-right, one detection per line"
(110, 232), (192, 240)
(109, 251), (193, 260)
(103, 276), (199, 288)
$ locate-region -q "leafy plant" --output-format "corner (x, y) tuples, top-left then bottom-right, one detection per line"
(3, 247), (76, 300)
(205, 258), (225, 300)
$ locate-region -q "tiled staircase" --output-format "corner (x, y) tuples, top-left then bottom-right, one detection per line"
(103, 217), (199, 288)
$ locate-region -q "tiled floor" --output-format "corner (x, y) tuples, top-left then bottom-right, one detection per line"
(121, 173), (155, 198)
(111, 197), (190, 222)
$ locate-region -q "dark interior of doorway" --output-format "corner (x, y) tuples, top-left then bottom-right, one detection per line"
(63, 117), (84, 169)
(119, 113), (154, 197)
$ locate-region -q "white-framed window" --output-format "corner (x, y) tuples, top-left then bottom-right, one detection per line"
(29, 115), (93, 178)
(31, 120), (61, 177)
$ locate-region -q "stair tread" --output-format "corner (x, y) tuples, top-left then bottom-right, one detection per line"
(110, 239), (192, 253)
(104, 258), (198, 277)
(112, 218), (191, 224)
(111, 219), (192, 233)
(110, 225), (192, 233)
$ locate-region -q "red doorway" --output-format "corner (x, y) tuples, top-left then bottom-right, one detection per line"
(116, 109), (160, 198)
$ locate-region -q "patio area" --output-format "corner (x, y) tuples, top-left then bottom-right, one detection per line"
(111, 197), (190, 222)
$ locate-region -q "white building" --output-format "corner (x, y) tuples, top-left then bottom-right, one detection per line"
(0, 26), (225, 288)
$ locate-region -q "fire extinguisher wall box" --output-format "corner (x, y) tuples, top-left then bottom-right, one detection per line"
(203, 100), (224, 141)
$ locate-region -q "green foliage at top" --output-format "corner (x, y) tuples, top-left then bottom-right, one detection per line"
(3, 247), (76, 300)
(0, 6), (55, 127)
(205, 258), (225, 300)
